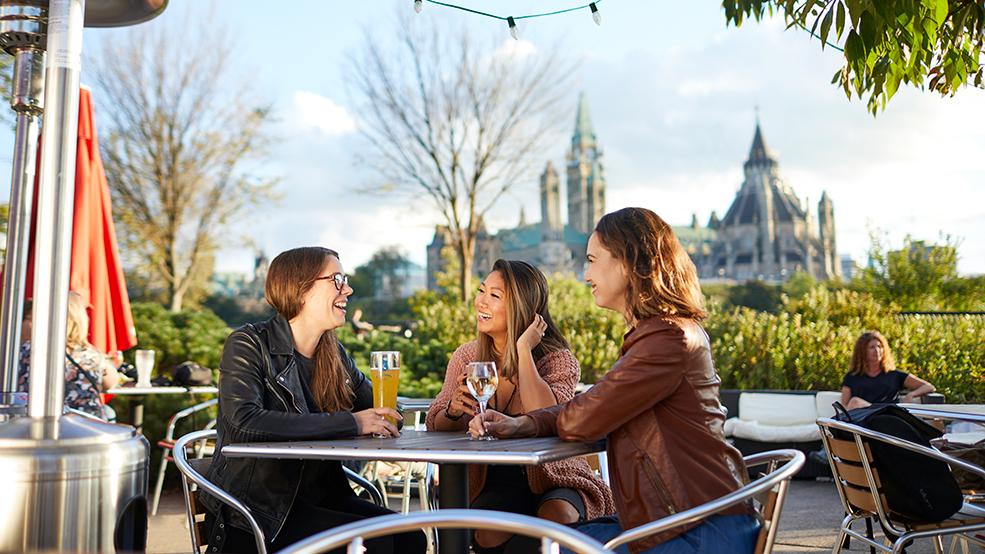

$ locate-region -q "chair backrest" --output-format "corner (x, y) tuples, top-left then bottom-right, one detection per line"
(274, 509), (614, 554)
(164, 398), (219, 441)
(604, 449), (804, 554)
(816, 417), (985, 538)
(173, 429), (268, 554)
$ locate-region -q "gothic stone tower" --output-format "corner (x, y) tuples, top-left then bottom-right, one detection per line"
(566, 93), (606, 234)
(711, 121), (834, 281)
(818, 191), (840, 278)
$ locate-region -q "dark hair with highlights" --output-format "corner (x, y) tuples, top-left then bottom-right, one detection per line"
(265, 246), (352, 413)
(594, 207), (706, 322)
(475, 260), (569, 382)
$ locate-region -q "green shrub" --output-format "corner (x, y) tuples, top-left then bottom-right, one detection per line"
(706, 288), (984, 402)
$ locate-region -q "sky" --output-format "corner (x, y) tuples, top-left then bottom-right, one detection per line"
(2, 0), (983, 276)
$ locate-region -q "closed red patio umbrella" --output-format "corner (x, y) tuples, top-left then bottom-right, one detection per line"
(22, 86), (137, 354)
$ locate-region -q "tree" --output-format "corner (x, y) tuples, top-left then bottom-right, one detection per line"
(352, 246), (414, 301)
(853, 232), (985, 310)
(723, 0), (985, 113)
(348, 17), (577, 300)
(89, 17), (277, 311)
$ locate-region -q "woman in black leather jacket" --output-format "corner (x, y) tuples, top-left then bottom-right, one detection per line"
(201, 246), (426, 553)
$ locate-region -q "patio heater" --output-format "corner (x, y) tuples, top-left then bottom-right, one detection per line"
(0, 1), (167, 551)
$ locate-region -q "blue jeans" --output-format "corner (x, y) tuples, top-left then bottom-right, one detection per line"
(563, 513), (759, 554)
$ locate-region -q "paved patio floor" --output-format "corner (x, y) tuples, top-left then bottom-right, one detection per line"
(148, 479), (957, 553)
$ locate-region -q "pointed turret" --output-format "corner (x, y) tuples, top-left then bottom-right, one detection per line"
(572, 92), (596, 150)
(745, 121), (777, 168)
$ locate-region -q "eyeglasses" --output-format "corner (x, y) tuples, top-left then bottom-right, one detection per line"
(314, 272), (348, 291)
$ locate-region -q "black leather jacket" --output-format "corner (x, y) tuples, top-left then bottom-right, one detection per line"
(200, 314), (373, 544)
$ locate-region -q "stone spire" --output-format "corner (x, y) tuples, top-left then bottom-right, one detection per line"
(572, 91), (596, 150)
(540, 161), (562, 241)
(745, 120), (777, 170)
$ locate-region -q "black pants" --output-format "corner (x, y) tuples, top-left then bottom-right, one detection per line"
(206, 495), (427, 554)
(471, 465), (586, 554)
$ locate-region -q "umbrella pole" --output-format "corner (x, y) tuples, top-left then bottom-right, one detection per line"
(0, 3), (47, 397)
(28, 0), (84, 419)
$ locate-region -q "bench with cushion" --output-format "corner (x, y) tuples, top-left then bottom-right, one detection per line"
(722, 390), (840, 479)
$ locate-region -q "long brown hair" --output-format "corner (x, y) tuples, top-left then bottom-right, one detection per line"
(594, 207), (707, 322)
(849, 331), (895, 376)
(265, 246), (353, 413)
(476, 259), (569, 382)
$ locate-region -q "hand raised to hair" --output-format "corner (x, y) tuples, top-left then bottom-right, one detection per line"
(517, 314), (547, 352)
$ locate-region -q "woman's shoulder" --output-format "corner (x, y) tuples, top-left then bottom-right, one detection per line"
(537, 348), (579, 370)
(451, 340), (479, 363)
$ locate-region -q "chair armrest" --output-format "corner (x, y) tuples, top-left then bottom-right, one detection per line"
(343, 465), (386, 507)
(163, 398), (218, 440)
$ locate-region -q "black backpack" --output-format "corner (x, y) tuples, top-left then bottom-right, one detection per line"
(171, 361), (214, 387)
(833, 402), (962, 523)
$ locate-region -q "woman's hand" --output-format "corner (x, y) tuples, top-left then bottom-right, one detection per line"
(353, 407), (402, 437)
(517, 314), (547, 352)
(468, 409), (534, 439)
(446, 372), (479, 419)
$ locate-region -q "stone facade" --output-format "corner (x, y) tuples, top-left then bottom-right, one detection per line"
(426, 108), (839, 288)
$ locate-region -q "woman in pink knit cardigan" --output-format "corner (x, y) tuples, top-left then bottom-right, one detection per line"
(426, 259), (614, 554)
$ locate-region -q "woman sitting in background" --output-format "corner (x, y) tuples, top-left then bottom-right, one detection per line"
(426, 259), (613, 554)
(17, 291), (120, 419)
(472, 208), (758, 553)
(841, 330), (936, 409)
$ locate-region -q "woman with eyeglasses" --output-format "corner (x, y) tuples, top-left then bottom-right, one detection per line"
(201, 246), (427, 554)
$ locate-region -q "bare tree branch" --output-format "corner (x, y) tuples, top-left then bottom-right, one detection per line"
(89, 14), (278, 311)
(347, 15), (577, 298)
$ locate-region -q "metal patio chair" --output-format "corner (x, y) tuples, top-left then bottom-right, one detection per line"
(817, 417), (985, 554)
(173, 429), (386, 554)
(151, 397), (217, 515)
(604, 449), (805, 554)
(274, 509), (615, 554)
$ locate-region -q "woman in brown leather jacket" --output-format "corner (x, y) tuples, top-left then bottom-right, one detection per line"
(471, 208), (759, 554)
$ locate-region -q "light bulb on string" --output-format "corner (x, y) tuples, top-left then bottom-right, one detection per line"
(590, 3), (601, 25)
(414, 0), (423, 13)
(507, 16), (518, 40)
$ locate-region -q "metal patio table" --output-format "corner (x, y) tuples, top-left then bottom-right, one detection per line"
(107, 385), (219, 433)
(396, 396), (433, 430)
(223, 429), (605, 554)
(901, 403), (985, 425)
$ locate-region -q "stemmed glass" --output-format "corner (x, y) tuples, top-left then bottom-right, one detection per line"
(466, 361), (499, 441)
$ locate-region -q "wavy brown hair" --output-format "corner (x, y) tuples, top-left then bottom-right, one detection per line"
(594, 207), (706, 322)
(476, 260), (569, 382)
(265, 247), (353, 413)
(849, 331), (895, 376)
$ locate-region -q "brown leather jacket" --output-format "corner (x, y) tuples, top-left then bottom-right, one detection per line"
(527, 316), (749, 552)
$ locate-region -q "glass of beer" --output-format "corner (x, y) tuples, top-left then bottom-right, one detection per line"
(466, 361), (498, 440)
(369, 351), (400, 438)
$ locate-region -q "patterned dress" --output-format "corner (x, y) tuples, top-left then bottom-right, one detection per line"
(17, 341), (111, 419)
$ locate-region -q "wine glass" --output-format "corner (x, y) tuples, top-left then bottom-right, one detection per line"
(466, 361), (499, 441)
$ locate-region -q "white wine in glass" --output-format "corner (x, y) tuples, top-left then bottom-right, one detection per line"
(466, 361), (499, 441)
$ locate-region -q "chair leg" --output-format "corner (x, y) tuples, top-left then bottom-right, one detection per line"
(150, 448), (170, 516)
(866, 517), (876, 554)
(931, 535), (944, 554)
(401, 463), (412, 514)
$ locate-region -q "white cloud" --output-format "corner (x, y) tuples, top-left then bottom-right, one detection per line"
(291, 91), (357, 136)
(493, 38), (537, 60)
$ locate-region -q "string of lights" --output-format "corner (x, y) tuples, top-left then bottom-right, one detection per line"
(412, 0), (604, 39)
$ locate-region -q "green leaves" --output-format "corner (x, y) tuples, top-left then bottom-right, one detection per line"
(722, 0), (985, 114)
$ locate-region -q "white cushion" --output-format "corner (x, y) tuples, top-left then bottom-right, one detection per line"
(724, 417), (738, 437)
(730, 419), (821, 442)
(814, 391), (842, 419)
(738, 393), (817, 426)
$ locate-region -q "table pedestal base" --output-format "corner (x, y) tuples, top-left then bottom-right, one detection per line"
(438, 463), (469, 554)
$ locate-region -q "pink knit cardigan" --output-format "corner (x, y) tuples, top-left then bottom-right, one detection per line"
(425, 341), (615, 519)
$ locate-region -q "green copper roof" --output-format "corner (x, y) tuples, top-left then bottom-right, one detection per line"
(573, 92), (595, 145)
